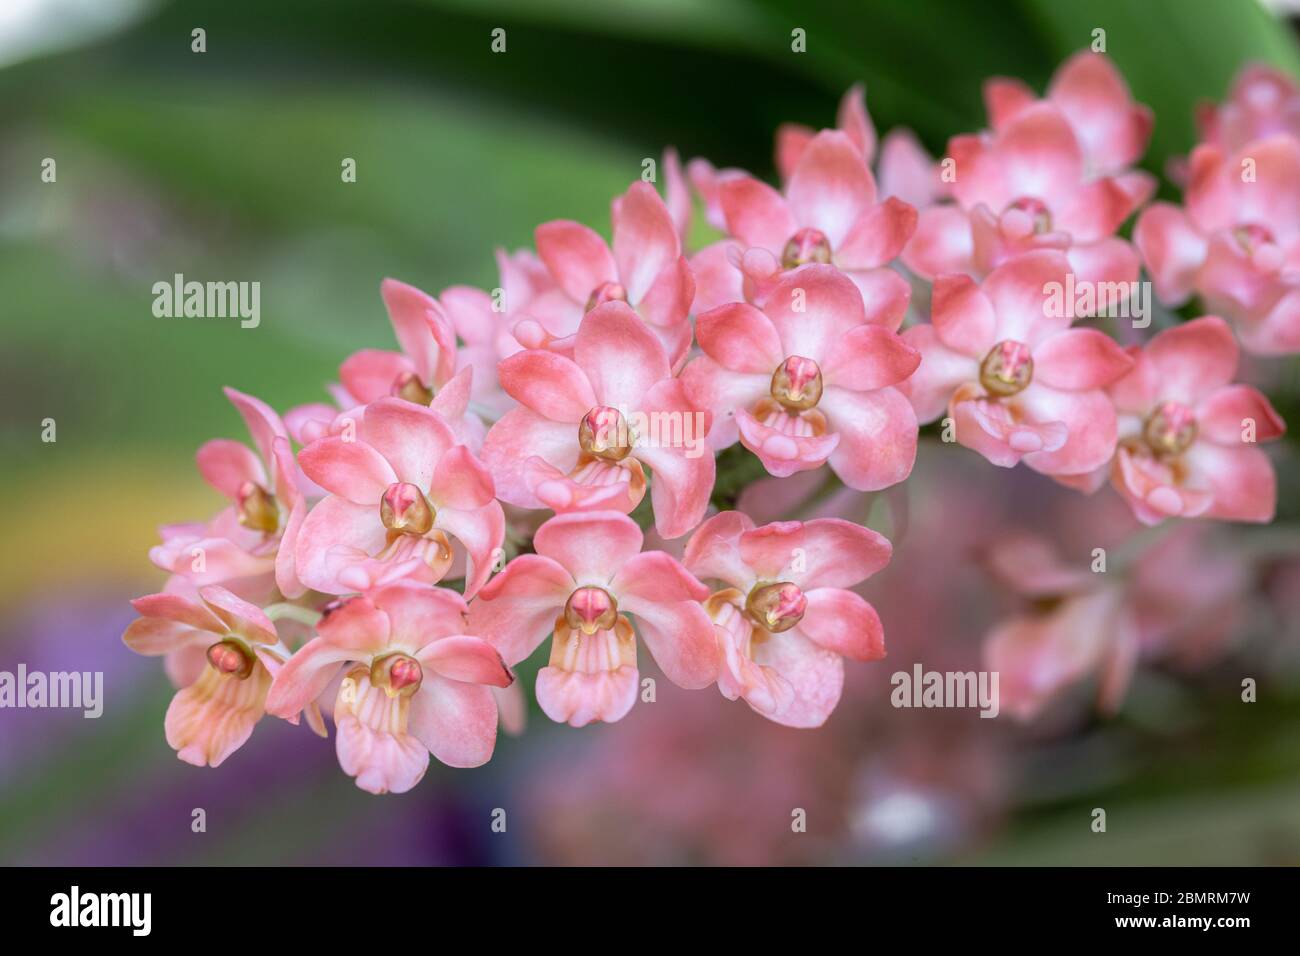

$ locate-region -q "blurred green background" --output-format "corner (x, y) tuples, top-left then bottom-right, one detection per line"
(1, 0), (1298, 865)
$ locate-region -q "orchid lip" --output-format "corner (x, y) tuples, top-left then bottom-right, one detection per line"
(392, 371), (434, 405)
(579, 405), (633, 462)
(236, 480), (279, 534)
(744, 581), (807, 633)
(563, 586), (619, 635)
(370, 652), (423, 698)
(1004, 196), (1053, 235)
(206, 639), (255, 680)
(979, 340), (1034, 397)
(1143, 400), (1198, 456)
(781, 227), (832, 270)
(770, 355), (823, 412)
(380, 482), (436, 535)
(585, 281), (628, 313)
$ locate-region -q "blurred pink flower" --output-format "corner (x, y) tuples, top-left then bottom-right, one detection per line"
(1135, 134), (1300, 354)
(1060, 316), (1285, 523)
(1196, 63), (1300, 155)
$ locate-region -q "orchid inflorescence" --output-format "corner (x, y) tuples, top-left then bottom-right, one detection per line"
(124, 52), (1294, 794)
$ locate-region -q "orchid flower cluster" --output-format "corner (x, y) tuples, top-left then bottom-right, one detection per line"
(124, 51), (1293, 794)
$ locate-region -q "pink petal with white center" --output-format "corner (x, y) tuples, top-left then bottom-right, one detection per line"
(980, 249), (1074, 345)
(736, 407), (840, 477)
(536, 663), (639, 727)
(1032, 328), (1134, 391)
(1198, 384), (1286, 444)
(434, 499), (505, 599)
(428, 444), (496, 511)
(1185, 442), (1277, 523)
(798, 587), (885, 661)
(284, 402), (341, 446)
(417, 635), (513, 687)
(574, 301), (670, 408)
(986, 103), (1085, 211)
(533, 510), (643, 584)
(166, 663), (271, 767)
(764, 264), (866, 362)
(835, 196), (918, 270)
(837, 83), (876, 163)
(196, 439), (266, 500)
(129, 591), (225, 634)
(638, 254), (695, 332)
(1055, 176), (1143, 242)
(1017, 385), (1119, 476)
(620, 592), (719, 689)
(223, 387), (288, 470)
(848, 266), (913, 331)
(123, 617), (211, 656)
(264, 637), (356, 718)
(775, 122), (815, 183)
(738, 517), (891, 589)
(695, 301), (784, 373)
(317, 593), (395, 651)
(898, 323), (979, 423)
(612, 550), (709, 605)
(822, 324), (921, 391)
(720, 176), (798, 254)
(879, 127), (940, 209)
(680, 356), (769, 450)
(1066, 236), (1141, 290)
(751, 629), (845, 728)
(468, 553), (574, 665)
(339, 349), (414, 404)
(293, 495), (389, 594)
(360, 398), (456, 491)
(930, 272), (997, 356)
(297, 436), (396, 504)
(198, 585), (277, 645)
(631, 377), (715, 539)
(380, 278), (457, 388)
(787, 130), (876, 248)
(903, 204), (975, 280)
(683, 511), (757, 591)
(689, 241), (746, 315)
(535, 220), (617, 304)
(481, 408), (578, 509)
(1238, 284), (1300, 356)
(1048, 51), (1153, 174)
(1133, 203), (1208, 306)
(984, 76), (1036, 129)
(407, 675), (499, 767)
(497, 349), (595, 422)
(613, 181), (680, 305)
(821, 385), (918, 491)
(1145, 315), (1238, 404)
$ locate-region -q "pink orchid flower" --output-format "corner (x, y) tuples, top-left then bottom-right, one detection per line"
(294, 397), (505, 597)
(1196, 63), (1300, 155)
(683, 511), (890, 727)
(901, 249), (1134, 475)
(266, 585), (512, 792)
(286, 278), (483, 448)
(1062, 316), (1285, 524)
(713, 129), (916, 327)
(904, 101), (1153, 290)
(984, 50), (1154, 178)
(1135, 134), (1300, 355)
(123, 584), (318, 766)
(158, 388), (307, 599)
(683, 263), (919, 489)
(466, 511), (719, 727)
(775, 83), (944, 212)
(481, 301), (715, 539)
(518, 181), (695, 368)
